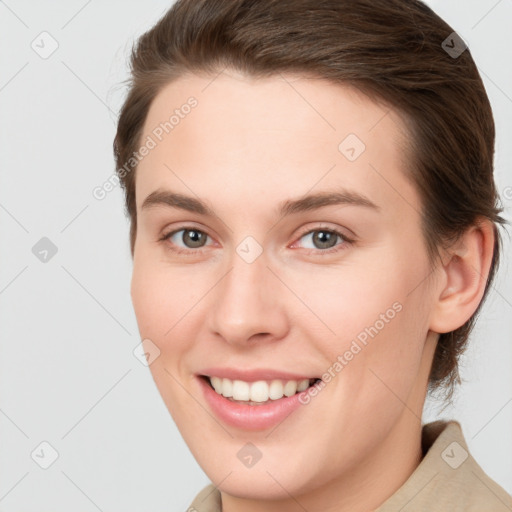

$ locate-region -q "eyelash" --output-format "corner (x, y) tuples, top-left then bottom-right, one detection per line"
(158, 225), (355, 256)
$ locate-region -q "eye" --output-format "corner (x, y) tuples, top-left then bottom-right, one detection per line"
(293, 227), (354, 254)
(159, 227), (212, 254)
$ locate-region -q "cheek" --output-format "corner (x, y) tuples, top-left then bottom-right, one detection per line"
(281, 256), (410, 347)
(130, 254), (192, 339)
(130, 257), (217, 388)
(293, 247), (431, 390)
(130, 260), (199, 417)
(290, 260), (431, 462)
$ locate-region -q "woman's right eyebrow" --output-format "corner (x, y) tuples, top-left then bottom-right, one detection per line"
(141, 189), (214, 216)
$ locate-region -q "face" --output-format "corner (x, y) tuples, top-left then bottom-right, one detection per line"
(130, 70), (439, 503)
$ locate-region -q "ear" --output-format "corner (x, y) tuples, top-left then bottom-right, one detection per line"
(429, 219), (496, 334)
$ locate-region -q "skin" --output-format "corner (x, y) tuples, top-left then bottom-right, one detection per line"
(130, 70), (494, 512)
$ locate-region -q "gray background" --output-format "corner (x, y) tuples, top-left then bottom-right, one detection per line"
(1, 1), (511, 510)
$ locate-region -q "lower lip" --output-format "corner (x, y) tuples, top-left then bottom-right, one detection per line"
(197, 376), (311, 431)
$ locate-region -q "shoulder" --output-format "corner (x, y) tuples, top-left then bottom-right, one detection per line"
(377, 420), (512, 511)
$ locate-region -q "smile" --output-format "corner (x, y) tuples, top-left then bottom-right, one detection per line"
(197, 375), (323, 430)
(206, 376), (320, 404)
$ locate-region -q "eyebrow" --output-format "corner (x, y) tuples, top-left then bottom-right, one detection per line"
(141, 187), (380, 218)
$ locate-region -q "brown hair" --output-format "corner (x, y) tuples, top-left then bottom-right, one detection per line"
(113, 0), (507, 403)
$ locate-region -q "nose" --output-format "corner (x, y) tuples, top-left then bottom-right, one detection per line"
(207, 249), (289, 347)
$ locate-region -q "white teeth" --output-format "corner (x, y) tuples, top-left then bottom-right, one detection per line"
(283, 380), (297, 396)
(297, 379), (309, 392)
(232, 380), (250, 400)
(208, 376), (314, 402)
(250, 381), (269, 402)
(222, 378), (233, 398)
(210, 376), (222, 393)
(269, 380), (284, 400)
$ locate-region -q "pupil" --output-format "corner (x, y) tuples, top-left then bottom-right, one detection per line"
(184, 230), (205, 248)
(314, 230), (336, 249)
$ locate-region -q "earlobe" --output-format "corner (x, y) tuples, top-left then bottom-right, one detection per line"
(429, 219), (495, 334)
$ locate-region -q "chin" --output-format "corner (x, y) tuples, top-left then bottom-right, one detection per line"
(193, 446), (325, 502)
(215, 473), (307, 501)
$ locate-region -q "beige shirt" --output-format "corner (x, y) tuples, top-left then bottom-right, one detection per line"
(187, 420), (512, 511)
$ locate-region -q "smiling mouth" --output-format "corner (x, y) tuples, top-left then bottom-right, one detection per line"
(199, 375), (322, 405)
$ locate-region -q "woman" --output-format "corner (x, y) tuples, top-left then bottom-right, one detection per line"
(113, 0), (511, 510)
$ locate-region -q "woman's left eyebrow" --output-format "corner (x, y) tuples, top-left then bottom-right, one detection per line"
(276, 188), (380, 217)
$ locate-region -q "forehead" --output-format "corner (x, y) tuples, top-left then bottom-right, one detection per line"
(136, 70), (418, 223)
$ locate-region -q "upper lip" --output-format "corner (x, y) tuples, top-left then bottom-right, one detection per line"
(198, 367), (319, 382)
